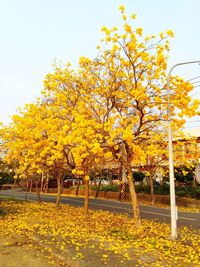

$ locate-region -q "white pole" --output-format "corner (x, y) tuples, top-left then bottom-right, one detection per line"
(167, 66), (177, 240)
(167, 60), (200, 240)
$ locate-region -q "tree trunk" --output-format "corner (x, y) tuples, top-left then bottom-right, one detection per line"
(75, 178), (81, 196)
(40, 172), (44, 192)
(25, 180), (28, 201)
(61, 175), (64, 194)
(127, 168), (141, 226)
(120, 163), (127, 201)
(29, 179), (33, 192)
(35, 179), (41, 203)
(95, 179), (102, 198)
(118, 165), (123, 201)
(150, 175), (155, 205)
(56, 173), (62, 209)
(43, 173), (49, 193)
(120, 143), (128, 201)
(12, 178), (17, 190)
(84, 175), (89, 214)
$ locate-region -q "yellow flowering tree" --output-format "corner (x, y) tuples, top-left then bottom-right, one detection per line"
(0, 101), (70, 207)
(82, 5), (199, 224)
(42, 62), (117, 213)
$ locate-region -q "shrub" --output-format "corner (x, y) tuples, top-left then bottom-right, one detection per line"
(176, 190), (186, 197)
(71, 183), (200, 199)
(155, 185), (170, 195)
(0, 172), (14, 186)
(91, 184), (119, 192)
(70, 185), (85, 190)
(135, 185), (150, 194)
(174, 186), (200, 199)
(185, 186), (200, 199)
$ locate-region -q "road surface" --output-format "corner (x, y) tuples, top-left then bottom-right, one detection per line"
(0, 189), (199, 229)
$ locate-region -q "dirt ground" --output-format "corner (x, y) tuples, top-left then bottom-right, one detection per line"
(0, 234), (140, 267)
(0, 236), (70, 267)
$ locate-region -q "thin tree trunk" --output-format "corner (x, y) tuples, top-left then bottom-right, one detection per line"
(95, 179), (102, 198)
(56, 173), (62, 209)
(61, 175), (64, 194)
(25, 180), (28, 201)
(35, 179), (41, 203)
(43, 173), (49, 193)
(127, 168), (141, 226)
(40, 172), (44, 192)
(118, 165), (123, 201)
(12, 178), (17, 191)
(120, 163), (127, 201)
(150, 175), (155, 205)
(84, 175), (89, 214)
(11, 178), (17, 198)
(120, 142), (128, 201)
(29, 179), (33, 192)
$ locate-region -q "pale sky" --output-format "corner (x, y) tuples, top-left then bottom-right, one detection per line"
(0, 0), (200, 128)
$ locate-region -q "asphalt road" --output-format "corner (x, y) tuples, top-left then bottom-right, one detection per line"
(0, 189), (200, 229)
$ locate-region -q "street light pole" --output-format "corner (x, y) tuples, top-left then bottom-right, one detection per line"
(167, 60), (200, 240)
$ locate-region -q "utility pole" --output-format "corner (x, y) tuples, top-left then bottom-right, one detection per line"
(167, 60), (200, 240)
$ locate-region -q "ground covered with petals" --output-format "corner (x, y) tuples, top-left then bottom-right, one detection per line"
(0, 200), (199, 267)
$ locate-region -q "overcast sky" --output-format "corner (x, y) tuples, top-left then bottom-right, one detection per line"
(0, 0), (200, 128)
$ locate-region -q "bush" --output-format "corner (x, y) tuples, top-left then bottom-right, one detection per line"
(135, 185), (170, 195)
(173, 186), (200, 199)
(71, 183), (200, 199)
(91, 184), (119, 192)
(155, 185), (170, 195)
(176, 190), (186, 197)
(134, 184), (200, 199)
(0, 172), (14, 186)
(70, 185), (85, 190)
(135, 185), (150, 194)
(184, 186), (200, 199)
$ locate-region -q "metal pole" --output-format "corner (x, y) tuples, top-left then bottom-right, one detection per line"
(167, 60), (200, 240)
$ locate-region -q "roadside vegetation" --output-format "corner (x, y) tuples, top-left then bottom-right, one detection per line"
(89, 183), (200, 199)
